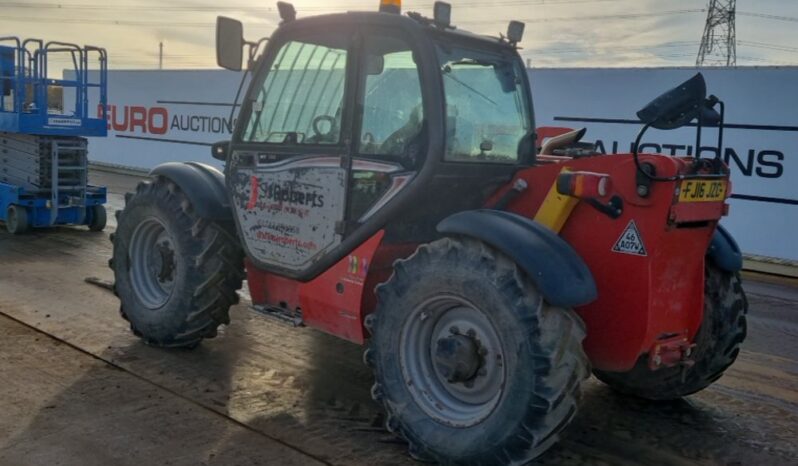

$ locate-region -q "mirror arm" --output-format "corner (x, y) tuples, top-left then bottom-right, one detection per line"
(244, 38), (268, 70)
(228, 68), (249, 132)
(633, 122), (679, 182)
(695, 107), (703, 161)
(633, 122), (652, 179)
(696, 96), (725, 167)
(224, 37), (269, 143)
(634, 110), (727, 183)
(716, 99), (725, 161)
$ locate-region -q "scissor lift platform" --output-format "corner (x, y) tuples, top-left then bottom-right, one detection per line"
(0, 37), (108, 234)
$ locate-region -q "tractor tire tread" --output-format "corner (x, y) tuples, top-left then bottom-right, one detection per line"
(111, 178), (244, 348)
(366, 236), (588, 465)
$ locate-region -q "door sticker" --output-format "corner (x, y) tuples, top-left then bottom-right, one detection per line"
(612, 220), (647, 256)
(230, 158), (347, 272)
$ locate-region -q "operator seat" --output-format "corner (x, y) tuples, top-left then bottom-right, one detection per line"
(380, 105), (423, 155)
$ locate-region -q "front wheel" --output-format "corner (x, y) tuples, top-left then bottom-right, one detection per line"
(110, 177), (244, 347)
(594, 263), (748, 400)
(365, 237), (589, 464)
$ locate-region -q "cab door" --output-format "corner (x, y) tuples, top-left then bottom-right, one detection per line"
(347, 27), (427, 223)
(227, 28), (356, 278)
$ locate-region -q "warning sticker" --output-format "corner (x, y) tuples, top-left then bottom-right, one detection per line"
(612, 220), (647, 256)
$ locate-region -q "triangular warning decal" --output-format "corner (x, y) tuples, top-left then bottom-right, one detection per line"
(612, 220), (647, 256)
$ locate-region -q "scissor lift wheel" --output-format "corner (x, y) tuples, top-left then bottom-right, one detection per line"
(6, 204), (30, 234)
(88, 204), (107, 232)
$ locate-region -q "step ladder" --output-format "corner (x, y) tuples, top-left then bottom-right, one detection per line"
(49, 139), (88, 225)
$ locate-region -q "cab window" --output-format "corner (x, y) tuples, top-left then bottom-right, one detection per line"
(358, 35), (424, 158)
(437, 43), (531, 163)
(242, 34), (349, 145)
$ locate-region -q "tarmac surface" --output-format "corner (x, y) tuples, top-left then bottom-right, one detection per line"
(0, 169), (796, 466)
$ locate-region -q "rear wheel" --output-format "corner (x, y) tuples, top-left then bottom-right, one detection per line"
(110, 177), (244, 347)
(594, 263), (747, 400)
(365, 237), (589, 464)
(6, 205), (30, 235)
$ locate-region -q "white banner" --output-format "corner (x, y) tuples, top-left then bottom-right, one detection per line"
(531, 67), (797, 261)
(76, 67), (798, 261)
(76, 69), (245, 169)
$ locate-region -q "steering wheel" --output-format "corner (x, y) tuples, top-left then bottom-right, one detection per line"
(311, 115), (336, 141)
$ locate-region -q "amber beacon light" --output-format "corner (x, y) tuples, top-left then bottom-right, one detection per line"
(379, 0), (401, 14)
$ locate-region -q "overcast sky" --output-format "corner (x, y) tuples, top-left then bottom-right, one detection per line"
(1, 0), (796, 70)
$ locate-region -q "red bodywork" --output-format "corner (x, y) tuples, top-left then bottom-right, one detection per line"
(503, 154), (722, 371)
(244, 147), (730, 373)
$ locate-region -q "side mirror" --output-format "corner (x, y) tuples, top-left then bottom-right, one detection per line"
(433, 2), (451, 28)
(365, 55), (384, 75)
(507, 21), (525, 44)
(636, 73), (706, 130)
(211, 140), (230, 161)
(277, 2), (297, 23)
(216, 16), (244, 71)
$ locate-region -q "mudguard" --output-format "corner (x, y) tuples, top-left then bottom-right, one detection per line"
(707, 224), (743, 272)
(437, 209), (598, 308)
(149, 162), (232, 222)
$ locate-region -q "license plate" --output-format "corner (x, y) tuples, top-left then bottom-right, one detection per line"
(678, 180), (727, 202)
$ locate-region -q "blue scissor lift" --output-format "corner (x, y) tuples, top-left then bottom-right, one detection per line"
(0, 37), (108, 234)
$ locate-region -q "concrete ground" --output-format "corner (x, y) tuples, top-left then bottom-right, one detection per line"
(0, 169), (796, 466)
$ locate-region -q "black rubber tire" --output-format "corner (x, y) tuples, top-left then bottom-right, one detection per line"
(365, 237), (589, 465)
(110, 177), (245, 348)
(88, 204), (107, 232)
(6, 204), (30, 235)
(594, 264), (748, 400)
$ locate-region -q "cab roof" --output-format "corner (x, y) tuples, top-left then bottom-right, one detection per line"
(273, 10), (518, 53)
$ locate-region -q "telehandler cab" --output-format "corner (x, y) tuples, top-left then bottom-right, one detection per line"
(110, 2), (747, 464)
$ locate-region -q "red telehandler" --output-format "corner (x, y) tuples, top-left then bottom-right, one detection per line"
(109, 2), (747, 464)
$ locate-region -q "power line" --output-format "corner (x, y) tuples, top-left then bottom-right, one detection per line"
(527, 41), (696, 55)
(738, 40), (798, 54)
(0, 8), (705, 28)
(531, 51), (783, 65)
(457, 9), (705, 24)
(0, 0), (623, 12)
(0, 15), (230, 27)
(10, 2), (795, 68)
(5, 2), (792, 23)
(737, 11), (798, 23)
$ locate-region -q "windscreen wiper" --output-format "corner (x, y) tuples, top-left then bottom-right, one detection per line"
(442, 64), (497, 105)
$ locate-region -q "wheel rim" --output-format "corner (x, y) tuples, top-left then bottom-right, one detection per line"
(400, 294), (506, 428)
(129, 217), (177, 309)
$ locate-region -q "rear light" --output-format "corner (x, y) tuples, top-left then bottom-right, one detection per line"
(557, 171), (612, 199)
